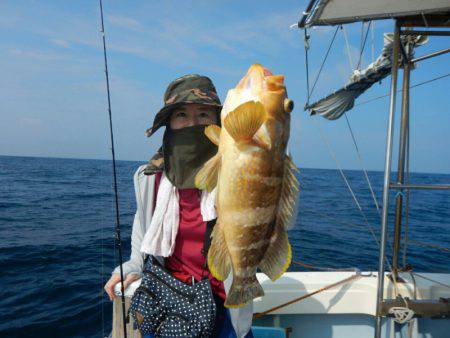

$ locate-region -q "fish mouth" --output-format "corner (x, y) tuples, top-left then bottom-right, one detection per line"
(236, 64), (285, 92)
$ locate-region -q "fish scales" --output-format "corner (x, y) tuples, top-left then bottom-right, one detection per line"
(195, 64), (299, 307)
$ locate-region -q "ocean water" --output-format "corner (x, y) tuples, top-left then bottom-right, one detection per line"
(0, 155), (448, 337)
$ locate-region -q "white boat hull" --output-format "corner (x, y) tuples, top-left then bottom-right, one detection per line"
(114, 271), (450, 337)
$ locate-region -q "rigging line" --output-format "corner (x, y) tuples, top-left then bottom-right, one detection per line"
(253, 273), (361, 319)
(300, 205), (398, 260)
(308, 25), (340, 100)
(98, 1), (128, 338)
(358, 22), (365, 69)
(312, 117), (362, 211)
(299, 205), (398, 282)
(311, 117), (395, 273)
(302, 208), (374, 236)
(302, 197), (450, 254)
(292, 260), (360, 272)
(300, 206), (375, 231)
(312, 120), (381, 242)
(411, 272), (450, 289)
(407, 240), (450, 253)
(303, 28), (311, 106)
(371, 21), (375, 64)
(354, 72), (450, 107)
(341, 25), (354, 72)
(356, 21), (372, 71)
(344, 112), (381, 214)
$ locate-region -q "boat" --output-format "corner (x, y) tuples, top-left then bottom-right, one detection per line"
(110, 1), (450, 337)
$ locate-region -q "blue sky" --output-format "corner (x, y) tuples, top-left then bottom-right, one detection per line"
(0, 1), (449, 173)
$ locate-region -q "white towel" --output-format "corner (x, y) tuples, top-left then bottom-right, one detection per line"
(140, 172), (217, 257)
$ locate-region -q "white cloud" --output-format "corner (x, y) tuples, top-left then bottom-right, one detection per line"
(50, 39), (71, 49)
(8, 48), (68, 61)
(19, 117), (44, 128)
(107, 14), (143, 32)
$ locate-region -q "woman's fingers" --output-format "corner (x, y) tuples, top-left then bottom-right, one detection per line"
(123, 274), (140, 290)
(104, 273), (141, 301)
(104, 274), (121, 300)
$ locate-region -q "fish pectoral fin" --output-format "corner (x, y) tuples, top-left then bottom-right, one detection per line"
(207, 224), (231, 281)
(259, 222), (292, 281)
(225, 275), (264, 308)
(223, 101), (267, 143)
(205, 125), (221, 146)
(195, 153), (221, 192)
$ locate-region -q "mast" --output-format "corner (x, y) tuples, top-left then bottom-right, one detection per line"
(374, 20), (400, 338)
(392, 41), (411, 279)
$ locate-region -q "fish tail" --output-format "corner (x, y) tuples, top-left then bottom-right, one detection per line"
(225, 275), (264, 308)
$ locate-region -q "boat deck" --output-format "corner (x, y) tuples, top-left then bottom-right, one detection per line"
(113, 271), (450, 337)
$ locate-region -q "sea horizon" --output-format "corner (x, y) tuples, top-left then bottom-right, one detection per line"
(2, 154), (449, 176)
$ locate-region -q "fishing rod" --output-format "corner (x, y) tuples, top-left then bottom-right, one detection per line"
(98, 0), (128, 337)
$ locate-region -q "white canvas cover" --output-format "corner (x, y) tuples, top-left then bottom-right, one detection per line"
(304, 0), (450, 27)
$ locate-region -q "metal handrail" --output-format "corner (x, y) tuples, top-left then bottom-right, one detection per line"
(390, 183), (450, 190)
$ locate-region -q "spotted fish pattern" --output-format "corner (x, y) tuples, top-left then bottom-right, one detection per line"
(196, 64), (299, 308)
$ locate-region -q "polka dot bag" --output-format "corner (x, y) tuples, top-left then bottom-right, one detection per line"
(129, 256), (217, 337)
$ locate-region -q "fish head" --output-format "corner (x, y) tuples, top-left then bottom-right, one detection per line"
(222, 64), (293, 151)
(223, 63), (293, 122)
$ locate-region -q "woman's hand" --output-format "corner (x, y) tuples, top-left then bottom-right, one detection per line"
(104, 273), (140, 300)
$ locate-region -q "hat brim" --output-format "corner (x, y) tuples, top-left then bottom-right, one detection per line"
(146, 102), (222, 137)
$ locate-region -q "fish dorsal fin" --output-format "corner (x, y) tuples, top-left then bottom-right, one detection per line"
(195, 153), (221, 192)
(223, 101), (266, 143)
(277, 154), (300, 230)
(205, 125), (221, 146)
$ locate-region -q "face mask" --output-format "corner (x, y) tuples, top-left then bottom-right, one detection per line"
(163, 125), (218, 189)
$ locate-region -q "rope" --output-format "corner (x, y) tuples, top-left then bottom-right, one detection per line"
(355, 73), (450, 107)
(356, 21), (372, 71)
(389, 307), (415, 324)
(311, 117), (396, 277)
(341, 25), (354, 72)
(300, 205), (450, 255)
(308, 26), (340, 100)
(292, 260), (359, 272)
(291, 260), (316, 269)
(411, 272), (450, 289)
(312, 117), (362, 211)
(358, 22), (365, 68)
(98, 1), (128, 337)
(371, 21), (375, 64)
(303, 28), (311, 106)
(253, 273), (361, 319)
(407, 240), (450, 253)
(344, 113), (381, 214)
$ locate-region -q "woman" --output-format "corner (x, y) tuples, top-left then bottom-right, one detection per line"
(104, 74), (253, 337)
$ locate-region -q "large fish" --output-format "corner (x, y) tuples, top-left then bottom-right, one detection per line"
(195, 64), (299, 308)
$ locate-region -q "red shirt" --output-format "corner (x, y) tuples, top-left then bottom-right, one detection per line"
(154, 172), (226, 300)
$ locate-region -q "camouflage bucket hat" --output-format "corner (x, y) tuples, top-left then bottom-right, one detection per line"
(146, 74), (222, 137)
